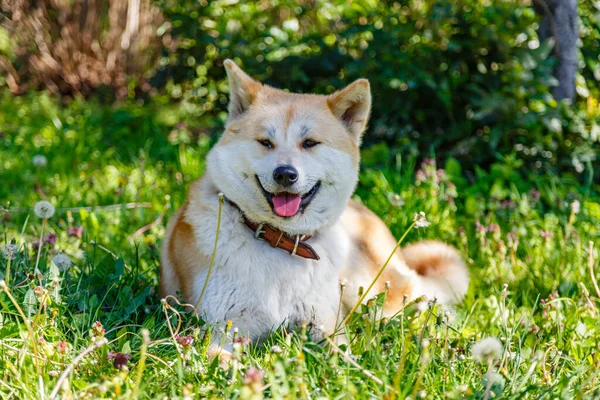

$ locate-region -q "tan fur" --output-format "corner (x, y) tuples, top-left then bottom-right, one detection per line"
(339, 200), (415, 314)
(160, 185), (211, 303)
(219, 89), (361, 161)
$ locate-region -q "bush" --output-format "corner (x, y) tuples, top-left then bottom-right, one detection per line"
(156, 0), (599, 181)
(0, 0), (163, 99)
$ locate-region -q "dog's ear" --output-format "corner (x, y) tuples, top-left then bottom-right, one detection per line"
(224, 59), (262, 120)
(327, 79), (371, 139)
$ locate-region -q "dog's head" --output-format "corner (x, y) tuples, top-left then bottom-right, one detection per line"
(206, 60), (371, 235)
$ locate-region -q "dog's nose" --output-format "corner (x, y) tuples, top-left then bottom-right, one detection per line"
(273, 165), (298, 187)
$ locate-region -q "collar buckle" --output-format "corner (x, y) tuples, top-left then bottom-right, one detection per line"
(254, 223), (265, 240)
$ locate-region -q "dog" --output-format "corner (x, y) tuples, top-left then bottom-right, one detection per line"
(160, 60), (469, 359)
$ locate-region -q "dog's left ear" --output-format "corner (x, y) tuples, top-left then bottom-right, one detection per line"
(224, 59), (262, 120)
(327, 79), (371, 139)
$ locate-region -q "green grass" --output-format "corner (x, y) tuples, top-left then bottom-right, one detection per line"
(1, 92), (600, 399)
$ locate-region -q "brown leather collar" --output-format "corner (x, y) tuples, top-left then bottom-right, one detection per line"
(227, 201), (320, 261)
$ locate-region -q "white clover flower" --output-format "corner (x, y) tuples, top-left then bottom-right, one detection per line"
(52, 253), (72, 271)
(33, 155), (48, 168)
(413, 211), (430, 228)
(472, 337), (503, 363)
(571, 200), (580, 214)
(34, 201), (55, 219)
(1, 243), (19, 260)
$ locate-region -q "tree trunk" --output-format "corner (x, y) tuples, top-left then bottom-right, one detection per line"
(535, 0), (579, 102)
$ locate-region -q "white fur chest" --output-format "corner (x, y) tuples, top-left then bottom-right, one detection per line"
(188, 203), (350, 341)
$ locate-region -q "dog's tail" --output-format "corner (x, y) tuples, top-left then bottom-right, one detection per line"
(402, 240), (469, 304)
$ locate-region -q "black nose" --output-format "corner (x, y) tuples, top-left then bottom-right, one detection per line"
(273, 165), (298, 187)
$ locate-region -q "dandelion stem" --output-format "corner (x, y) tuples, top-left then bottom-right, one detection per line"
(195, 193), (224, 312)
(5, 258), (11, 287)
(341, 221), (416, 328)
(483, 356), (494, 400)
(418, 299), (436, 348)
(33, 218), (46, 285)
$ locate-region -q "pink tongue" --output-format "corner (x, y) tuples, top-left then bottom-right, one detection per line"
(272, 194), (302, 217)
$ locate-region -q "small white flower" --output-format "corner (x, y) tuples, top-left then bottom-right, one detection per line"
(472, 337), (503, 363)
(34, 201), (55, 219)
(571, 200), (580, 214)
(415, 299), (429, 313)
(456, 384), (469, 392)
(270, 345), (282, 354)
(33, 155), (48, 168)
(1, 243), (19, 260)
(413, 211), (430, 228)
(52, 253), (72, 271)
(388, 193), (405, 207)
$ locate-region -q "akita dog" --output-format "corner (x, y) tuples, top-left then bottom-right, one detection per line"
(160, 60), (469, 358)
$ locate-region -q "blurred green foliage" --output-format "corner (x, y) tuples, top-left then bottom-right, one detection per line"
(154, 0), (599, 180)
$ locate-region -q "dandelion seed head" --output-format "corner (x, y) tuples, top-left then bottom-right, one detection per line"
(1, 243), (19, 260)
(52, 253), (72, 271)
(33, 155), (48, 168)
(472, 337), (503, 363)
(34, 201), (55, 219)
(413, 211), (430, 228)
(439, 305), (457, 325)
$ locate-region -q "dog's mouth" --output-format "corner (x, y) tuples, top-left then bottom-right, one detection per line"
(256, 176), (321, 218)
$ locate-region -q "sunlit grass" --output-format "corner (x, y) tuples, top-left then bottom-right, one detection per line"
(1, 94), (599, 398)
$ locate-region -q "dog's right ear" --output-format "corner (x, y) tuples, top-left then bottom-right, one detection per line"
(224, 59), (262, 120)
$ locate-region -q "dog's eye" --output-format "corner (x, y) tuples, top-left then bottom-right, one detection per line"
(257, 139), (274, 149)
(302, 139), (319, 149)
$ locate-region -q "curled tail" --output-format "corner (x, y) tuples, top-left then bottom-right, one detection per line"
(402, 240), (469, 304)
